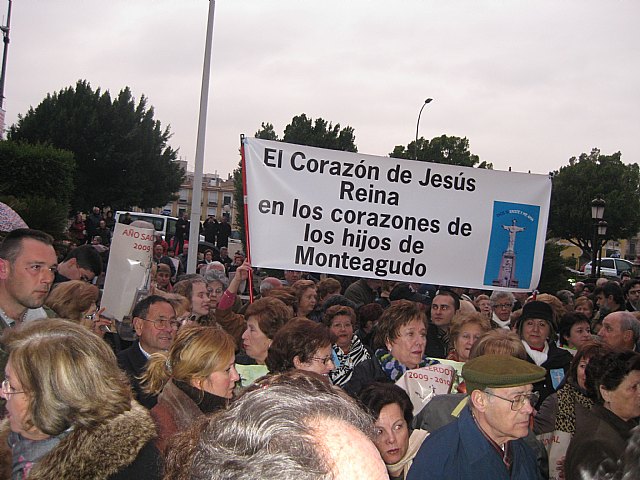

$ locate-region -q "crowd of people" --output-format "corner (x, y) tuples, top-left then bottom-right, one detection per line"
(1, 226), (639, 479)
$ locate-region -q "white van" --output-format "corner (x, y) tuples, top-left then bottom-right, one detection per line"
(114, 211), (178, 243)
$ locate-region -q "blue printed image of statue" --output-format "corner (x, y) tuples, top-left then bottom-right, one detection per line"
(483, 201), (540, 289)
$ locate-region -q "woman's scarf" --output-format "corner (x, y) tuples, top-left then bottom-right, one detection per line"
(387, 429), (429, 479)
(330, 335), (371, 387)
(522, 340), (549, 366)
(9, 431), (68, 480)
(375, 348), (439, 382)
(554, 381), (593, 435)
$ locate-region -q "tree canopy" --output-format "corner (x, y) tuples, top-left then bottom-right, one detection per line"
(8, 80), (184, 212)
(548, 148), (640, 260)
(255, 113), (357, 152)
(0, 141), (75, 237)
(390, 134), (492, 169)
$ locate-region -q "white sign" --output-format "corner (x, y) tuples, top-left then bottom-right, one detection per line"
(396, 364), (456, 415)
(101, 223), (154, 321)
(243, 138), (551, 290)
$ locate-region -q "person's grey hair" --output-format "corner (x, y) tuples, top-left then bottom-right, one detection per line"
(616, 311), (640, 344)
(163, 372), (374, 480)
(556, 289), (575, 306)
(203, 269), (229, 289)
(490, 290), (515, 305)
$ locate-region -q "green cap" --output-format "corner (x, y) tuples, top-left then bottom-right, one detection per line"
(462, 354), (546, 394)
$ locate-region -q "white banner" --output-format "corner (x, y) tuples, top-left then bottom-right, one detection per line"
(243, 138), (551, 290)
(101, 223), (154, 321)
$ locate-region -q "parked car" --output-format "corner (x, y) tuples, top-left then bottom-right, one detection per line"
(581, 257), (633, 277)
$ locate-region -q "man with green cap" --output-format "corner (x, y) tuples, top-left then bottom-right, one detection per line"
(407, 354), (546, 480)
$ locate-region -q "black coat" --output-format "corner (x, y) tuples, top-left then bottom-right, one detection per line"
(565, 404), (638, 480)
(342, 356), (390, 397)
(527, 342), (572, 408)
(117, 343), (158, 409)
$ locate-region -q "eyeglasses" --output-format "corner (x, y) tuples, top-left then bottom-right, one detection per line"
(310, 356), (334, 367)
(76, 264), (93, 283)
(140, 317), (180, 330)
(209, 288), (224, 295)
(493, 303), (513, 309)
(1, 379), (25, 396)
(484, 390), (539, 411)
(331, 323), (352, 330)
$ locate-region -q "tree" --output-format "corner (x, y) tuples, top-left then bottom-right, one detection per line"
(8, 80), (184, 212)
(390, 134), (492, 169)
(537, 241), (572, 293)
(0, 141), (76, 238)
(548, 148), (640, 261)
(0, 141), (75, 204)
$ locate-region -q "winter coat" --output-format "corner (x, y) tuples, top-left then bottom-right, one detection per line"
(528, 342), (572, 407)
(407, 405), (538, 480)
(0, 401), (161, 480)
(150, 380), (227, 455)
(564, 404), (638, 480)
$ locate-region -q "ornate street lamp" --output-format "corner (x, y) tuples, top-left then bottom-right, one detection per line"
(591, 197), (606, 278)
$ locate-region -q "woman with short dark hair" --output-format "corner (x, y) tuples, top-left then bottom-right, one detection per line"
(359, 383), (427, 479)
(343, 300), (439, 397)
(266, 318), (334, 376)
(565, 350), (640, 479)
(323, 305), (371, 387)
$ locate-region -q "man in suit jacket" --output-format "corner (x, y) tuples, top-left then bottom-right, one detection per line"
(117, 295), (178, 409)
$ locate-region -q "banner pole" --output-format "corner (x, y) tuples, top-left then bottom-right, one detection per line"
(240, 134), (254, 303)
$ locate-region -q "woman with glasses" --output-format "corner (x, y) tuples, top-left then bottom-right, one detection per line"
(323, 304), (371, 387)
(141, 325), (239, 455)
(565, 350), (640, 480)
(344, 300), (439, 397)
(202, 263), (247, 348)
(0, 319), (161, 479)
(266, 318), (335, 377)
(44, 279), (113, 337)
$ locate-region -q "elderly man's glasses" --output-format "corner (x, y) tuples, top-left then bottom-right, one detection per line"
(1, 379), (25, 395)
(484, 390), (539, 411)
(140, 317), (180, 330)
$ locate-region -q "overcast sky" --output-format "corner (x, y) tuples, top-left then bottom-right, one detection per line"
(5, 0), (639, 178)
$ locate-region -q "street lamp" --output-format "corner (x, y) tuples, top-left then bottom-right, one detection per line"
(597, 220), (608, 277)
(591, 197), (606, 278)
(415, 98), (433, 160)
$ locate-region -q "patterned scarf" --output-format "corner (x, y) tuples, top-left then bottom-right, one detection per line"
(375, 348), (439, 382)
(329, 335), (371, 387)
(554, 381), (593, 435)
(9, 431), (69, 480)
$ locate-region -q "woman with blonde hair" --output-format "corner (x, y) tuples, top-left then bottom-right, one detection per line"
(0, 319), (160, 479)
(447, 312), (491, 363)
(291, 279), (317, 319)
(141, 325), (239, 454)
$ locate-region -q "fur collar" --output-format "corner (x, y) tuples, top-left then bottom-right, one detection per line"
(0, 401), (156, 479)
